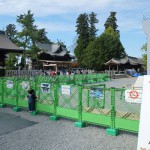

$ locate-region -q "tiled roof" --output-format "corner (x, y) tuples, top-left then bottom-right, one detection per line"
(105, 56), (143, 65)
(0, 31), (23, 52)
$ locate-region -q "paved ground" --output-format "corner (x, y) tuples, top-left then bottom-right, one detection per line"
(0, 77), (138, 150)
(0, 112), (36, 136)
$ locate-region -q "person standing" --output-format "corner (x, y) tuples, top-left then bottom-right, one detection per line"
(27, 89), (36, 112)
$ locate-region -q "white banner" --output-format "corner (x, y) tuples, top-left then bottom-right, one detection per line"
(61, 85), (71, 95)
(137, 75), (150, 150)
(6, 80), (13, 89)
(22, 81), (30, 90)
(125, 90), (142, 103)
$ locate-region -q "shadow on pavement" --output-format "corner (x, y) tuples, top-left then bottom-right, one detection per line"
(0, 112), (37, 136)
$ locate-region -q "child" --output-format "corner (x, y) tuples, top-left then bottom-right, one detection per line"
(27, 89), (36, 112)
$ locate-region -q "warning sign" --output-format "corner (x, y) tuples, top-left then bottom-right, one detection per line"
(129, 90), (139, 99)
(61, 85), (71, 95)
(125, 90), (142, 103)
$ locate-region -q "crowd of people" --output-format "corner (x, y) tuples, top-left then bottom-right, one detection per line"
(42, 68), (95, 76)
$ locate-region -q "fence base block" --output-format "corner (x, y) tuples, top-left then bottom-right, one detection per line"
(74, 122), (86, 128)
(31, 111), (38, 116)
(50, 115), (59, 121)
(13, 107), (21, 112)
(0, 103), (6, 108)
(106, 128), (119, 136)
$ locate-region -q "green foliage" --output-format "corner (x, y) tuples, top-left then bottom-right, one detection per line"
(16, 10), (51, 69)
(5, 24), (20, 69)
(104, 12), (119, 34)
(74, 13), (90, 65)
(89, 12), (99, 41)
(84, 27), (126, 70)
(141, 43), (147, 70)
(75, 12), (98, 66)
(17, 10), (37, 49)
(5, 53), (18, 70)
(5, 24), (18, 43)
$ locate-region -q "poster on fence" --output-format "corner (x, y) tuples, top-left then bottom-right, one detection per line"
(22, 81), (30, 90)
(61, 85), (71, 95)
(41, 83), (50, 93)
(90, 88), (104, 100)
(125, 90), (142, 103)
(6, 80), (13, 89)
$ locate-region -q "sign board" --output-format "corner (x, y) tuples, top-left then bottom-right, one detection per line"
(6, 80), (13, 89)
(41, 83), (50, 93)
(125, 90), (142, 103)
(22, 81), (30, 90)
(90, 88), (104, 99)
(61, 85), (71, 95)
(137, 75), (150, 150)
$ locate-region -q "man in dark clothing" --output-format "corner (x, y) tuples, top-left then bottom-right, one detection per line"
(27, 89), (36, 112)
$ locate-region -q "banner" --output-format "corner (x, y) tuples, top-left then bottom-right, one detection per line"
(125, 90), (142, 103)
(22, 81), (30, 90)
(41, 83), (50, 93)
(6, 80), (13, 89)
(90, 88), (103, 99)
(137, 75), (150, 150)
(61, 85), (71, 95)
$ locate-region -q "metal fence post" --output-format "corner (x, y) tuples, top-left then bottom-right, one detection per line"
(106, 87), (119, 136)
(86, 89), (90, 107)
(101, 84), (106, 108)
(120, 88), (125, 100)
(50, 83), (59, 121)
(13, 78), (21, 112)
(74, 85), (86, 128)
(0, 78), (5, 108)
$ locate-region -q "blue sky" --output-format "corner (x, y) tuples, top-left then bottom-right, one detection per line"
(0, 0), (149, 57)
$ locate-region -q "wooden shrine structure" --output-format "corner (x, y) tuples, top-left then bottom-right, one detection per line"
(32, 42), (75, 71)
(0, 31), (24, 76)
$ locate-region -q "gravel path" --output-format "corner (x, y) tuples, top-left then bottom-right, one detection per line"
(0, 77), (138, 150)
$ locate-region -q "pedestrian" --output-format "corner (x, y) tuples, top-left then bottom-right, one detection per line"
(27, 89), (36, 112)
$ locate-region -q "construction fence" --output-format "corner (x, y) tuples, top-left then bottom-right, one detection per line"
(0, 74), (140, 135)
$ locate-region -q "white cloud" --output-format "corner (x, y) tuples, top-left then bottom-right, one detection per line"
(0, 0), (118, 16)
(36, 21), (75, 32)
(0, 0), (149, 42)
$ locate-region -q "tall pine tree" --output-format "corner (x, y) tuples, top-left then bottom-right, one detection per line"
(89, 12), (99, 41)
(104, 12), (119, 34)
(5, 24), (18, 42)
(74, 13), (90, 65)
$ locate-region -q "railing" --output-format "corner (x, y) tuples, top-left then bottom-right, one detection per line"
(5, 69), (96, 77)
(105, 70), (127, 79)
(5, 70), (43, 77)
(0, 75), (140, 135)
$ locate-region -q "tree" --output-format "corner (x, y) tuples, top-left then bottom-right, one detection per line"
(141, 43), (147, 70)
(16, 10), (50, 69)
(74, 13), (90, 65)
(5, 53), (18, 70)
(89, 12), (99, 41)
(5, 24), (19, 69)
(17, 10), (37, 50)
(84, 27), (126, 70)
(5, 24), (18, 42)
(104, 12), (119, 34)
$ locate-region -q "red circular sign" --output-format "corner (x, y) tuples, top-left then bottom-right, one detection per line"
(129, 90), (139, 99)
